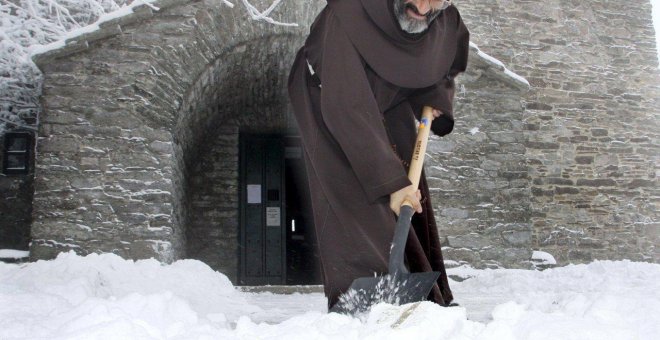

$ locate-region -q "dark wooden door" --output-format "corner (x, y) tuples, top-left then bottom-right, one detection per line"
(239, 135), (286, 285)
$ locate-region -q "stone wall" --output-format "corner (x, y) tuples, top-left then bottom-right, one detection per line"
(186, 124), (240, 281)
(455, 0), (659, 264)
(30, 0), (322, 263)
(21, 0), (659, 273)
(429, 46), (532, 268)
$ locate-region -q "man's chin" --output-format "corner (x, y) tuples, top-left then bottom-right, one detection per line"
(400, 18), (428, 34)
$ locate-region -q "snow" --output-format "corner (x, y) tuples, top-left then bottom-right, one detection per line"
(28, 0), (291, 57)
(531, 250), (557, 265)
(1, 0), (130, 133)
(1, 252), (659, 339)
(0, 249), (30, 259)
(470, 42), (531, 88)
(28, 1), (158, 57)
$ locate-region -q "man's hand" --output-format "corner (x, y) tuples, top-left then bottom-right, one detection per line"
(390, 184), (423, 216)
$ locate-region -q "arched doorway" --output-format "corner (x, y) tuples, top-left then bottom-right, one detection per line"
(28, 0), (328, 277)
(179, 36), (320, 285)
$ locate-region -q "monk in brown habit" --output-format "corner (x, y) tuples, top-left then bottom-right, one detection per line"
(287, 0), (470, 309)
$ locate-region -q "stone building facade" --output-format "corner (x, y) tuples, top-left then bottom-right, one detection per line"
(0, 0), (657, 279)
(454, 0), (659, 264)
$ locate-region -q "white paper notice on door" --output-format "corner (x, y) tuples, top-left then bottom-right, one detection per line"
(266, 207), (281, 227)
(247, 184), (261, 204)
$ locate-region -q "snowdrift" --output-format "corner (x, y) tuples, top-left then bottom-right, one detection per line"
(1, 252), (659, 339)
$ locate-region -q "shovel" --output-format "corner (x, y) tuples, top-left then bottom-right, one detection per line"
(330, 106), (439, 315)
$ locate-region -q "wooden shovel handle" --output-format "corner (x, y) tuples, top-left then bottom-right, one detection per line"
(402, 106), (435, 208)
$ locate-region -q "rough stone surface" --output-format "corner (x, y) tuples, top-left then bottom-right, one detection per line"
(0, 0), (655, 275)
(432, 67), (533, 268)
(454, 0), (660, 265)
(27, 0), (324, 268)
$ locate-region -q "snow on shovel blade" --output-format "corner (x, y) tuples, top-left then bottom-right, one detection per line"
(329, 271), (440, 315)
(330, 108), (440, 317)
(329, 205), (440, 316)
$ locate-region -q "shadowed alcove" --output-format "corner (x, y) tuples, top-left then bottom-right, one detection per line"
(175, 35), (320, 284)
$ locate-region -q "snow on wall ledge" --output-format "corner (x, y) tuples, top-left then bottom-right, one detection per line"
(468, 42), (530, 92)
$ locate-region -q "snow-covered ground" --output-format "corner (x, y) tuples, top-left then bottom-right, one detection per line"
(1, 252), (658, 339)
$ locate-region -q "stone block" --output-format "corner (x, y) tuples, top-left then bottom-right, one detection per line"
(442, 247), (481, 264)
(576, 179), (617, 187)
(447, 234), (491, 250)
(555, 186), (580, 195)
(627, 179), (655, 189)
(502, 230), (532, 246)
(70, 177), (102, 189)
(591, 128), (609, 137)
(38, 137), (80, 153)
(575, 156), (594, 164)
(441, 207), (469, 219)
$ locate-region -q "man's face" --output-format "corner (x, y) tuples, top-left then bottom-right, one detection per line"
(393, 0), (450, 34)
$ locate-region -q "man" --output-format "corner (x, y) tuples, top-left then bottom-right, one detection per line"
(288, 0), (470, 310)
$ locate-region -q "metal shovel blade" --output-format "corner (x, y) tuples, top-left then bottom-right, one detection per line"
(329, 271), (440, 315)
(329, 206), (440, 315)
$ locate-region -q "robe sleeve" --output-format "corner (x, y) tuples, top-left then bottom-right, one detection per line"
(409, 10), (470, 137)
(320, 10), (411, 203)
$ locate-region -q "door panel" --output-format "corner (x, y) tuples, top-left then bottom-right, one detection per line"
(240, 135), (285, 285)
(244, 141), (264, 278)
(265, 141), (283, 278)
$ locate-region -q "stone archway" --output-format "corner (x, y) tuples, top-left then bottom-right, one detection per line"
(30, 0), (323, 265)
(177, 36), (303, 282)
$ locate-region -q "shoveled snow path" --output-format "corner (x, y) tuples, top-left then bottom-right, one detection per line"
(242, 289), (505, 324)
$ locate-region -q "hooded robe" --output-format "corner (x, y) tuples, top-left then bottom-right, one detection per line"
(287, 0), (470, 309)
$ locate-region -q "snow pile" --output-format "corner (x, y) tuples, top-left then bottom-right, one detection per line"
(450, 260), (660, 339)
(1, 252), (659, 339)
(530, 250), (557, 265)
(0, 252), (260, 338)
(0, 249), (30, 259)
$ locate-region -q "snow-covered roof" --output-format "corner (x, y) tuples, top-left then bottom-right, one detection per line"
(30, 0), (530, 93)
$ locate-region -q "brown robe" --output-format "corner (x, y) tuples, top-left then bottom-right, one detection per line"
(287, 0), (470, 309)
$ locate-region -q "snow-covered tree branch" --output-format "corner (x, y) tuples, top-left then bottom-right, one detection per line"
(0, 0), (128, 133)
(238, 0), (297, 27)
(0, 0), (294, 133)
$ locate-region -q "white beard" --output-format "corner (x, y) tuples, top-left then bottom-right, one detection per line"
(393, 0), (450, 34)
